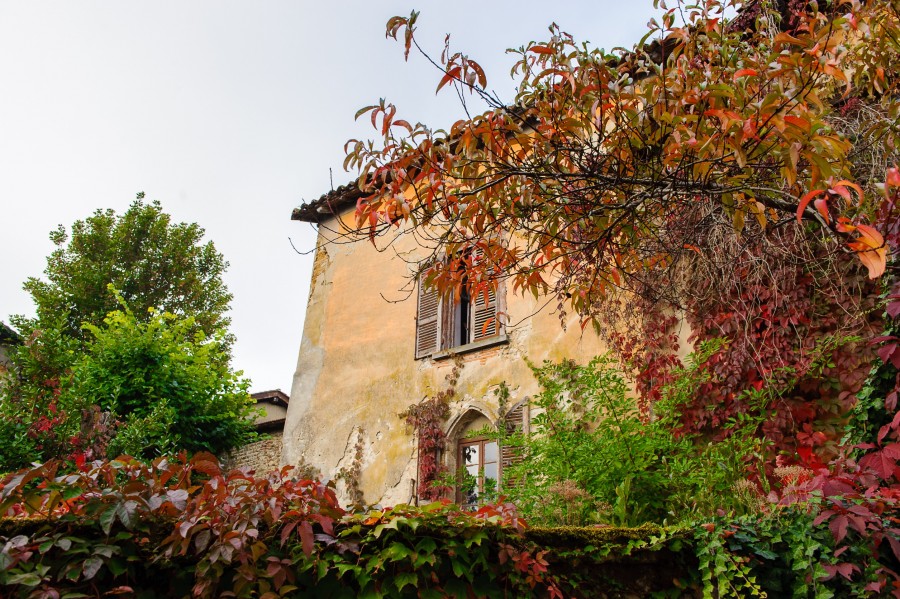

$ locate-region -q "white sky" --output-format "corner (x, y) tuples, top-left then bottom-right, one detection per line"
(0, 1), (657, 393)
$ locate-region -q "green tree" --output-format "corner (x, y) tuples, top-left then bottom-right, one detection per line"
(22, 195), (231, 342)
(0, 197), (248, 471)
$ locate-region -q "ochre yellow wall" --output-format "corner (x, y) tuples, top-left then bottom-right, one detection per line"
(284, 209), (612, 507)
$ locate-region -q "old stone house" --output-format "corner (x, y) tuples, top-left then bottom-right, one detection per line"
(285, 186), (619, 507)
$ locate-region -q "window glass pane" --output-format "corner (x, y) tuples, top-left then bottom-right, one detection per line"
(462, 444), (479, 466)
(484, 441), (498, 462)
(484, 462), (498, 482)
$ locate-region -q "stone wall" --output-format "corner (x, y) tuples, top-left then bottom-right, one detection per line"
(222, 431), (284, 476)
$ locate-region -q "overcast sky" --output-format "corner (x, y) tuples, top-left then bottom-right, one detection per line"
(0, 1), (657, 393)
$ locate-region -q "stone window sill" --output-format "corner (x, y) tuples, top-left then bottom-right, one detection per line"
(430, 334), (509, 361)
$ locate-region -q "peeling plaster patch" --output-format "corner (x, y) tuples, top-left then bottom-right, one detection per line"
(335, 425), (364, 472)
(334, 426), (365, 506)
(308, 245), (331, 302)
(282, 335), (324, 467)
(377, 447), (417, 507)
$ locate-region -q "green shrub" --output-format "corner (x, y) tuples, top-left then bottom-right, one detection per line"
(0, 297), (257, 471)
(66, 303), (258, 459)
(499, 348), (769, 526)
(0, 455), (567, 598)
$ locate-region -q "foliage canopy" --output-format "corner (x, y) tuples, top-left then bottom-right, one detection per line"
(346, 0), (898, 325)
(23, 196), (231, 342)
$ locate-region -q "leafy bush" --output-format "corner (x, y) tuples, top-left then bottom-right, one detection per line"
(0, 298), (257, 471)
(4, 454), (896, 598)
(0, 455), (566, 598)
(0, 324), (81, 471)
(67, 303), (257, 459)
(499, 350), (769, 527)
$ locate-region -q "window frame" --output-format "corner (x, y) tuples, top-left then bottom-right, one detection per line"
(414, 265), (507, 360)
(456, 436), (501, 507)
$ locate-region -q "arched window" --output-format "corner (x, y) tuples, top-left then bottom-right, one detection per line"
(457, 436), (500, 507)
(449, 410), (499, 507)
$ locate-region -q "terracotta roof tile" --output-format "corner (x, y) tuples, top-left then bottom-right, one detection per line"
(291, 182), (364, 223)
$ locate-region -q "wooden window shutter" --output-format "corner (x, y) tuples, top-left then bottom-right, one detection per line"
(470, 247), (501, 342)
(415, 274), (441, 359)
(500, 400), (528, 490)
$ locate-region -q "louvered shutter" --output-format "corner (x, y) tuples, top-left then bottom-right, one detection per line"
(415, 275), (441, 359)
(470, 247), (500, 342)
(500, 401), (528, 491)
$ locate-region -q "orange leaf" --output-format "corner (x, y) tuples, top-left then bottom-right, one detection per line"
(733, 68), (758, 80)
(855, 224), (885, 250)
(796, 189), (824, 223)
(436, 67), (462, 94)
(848, 224), (887, 279)
(887, 167), (900, 188)
(529, 45), (555, 55)
(814, 198), (831, 223)
(784, 115), (811, 132)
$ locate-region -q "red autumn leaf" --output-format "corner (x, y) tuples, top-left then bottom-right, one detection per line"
(825, 562), (858, 581)
(887, 295), (900, 319)
(888, 535), (900, 563)
(876, 342), (900, 369)
(860, 448), (900, 480)
(436, 66), (462, 94)
(830, 514), (849, 542)
(191, 452), (222, 477)
(297, 520), (314, 556)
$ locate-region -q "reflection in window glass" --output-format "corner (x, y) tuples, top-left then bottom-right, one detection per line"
(463, 444), (479, 466)
(484, 441), (498, 462)
(458, 437), (501, 508)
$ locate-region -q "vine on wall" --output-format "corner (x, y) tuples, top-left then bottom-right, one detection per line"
(606, 221), (877, 466)
(400, 356), (463, 501)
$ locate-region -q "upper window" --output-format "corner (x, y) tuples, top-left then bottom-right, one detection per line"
(414, 264), (504, 359)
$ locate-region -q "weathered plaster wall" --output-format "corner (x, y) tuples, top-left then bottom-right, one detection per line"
(256, 403), (287, 426)
(285, 210), (610, 507)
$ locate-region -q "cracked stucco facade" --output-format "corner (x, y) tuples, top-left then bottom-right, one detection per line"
(284, 209), (613, 507)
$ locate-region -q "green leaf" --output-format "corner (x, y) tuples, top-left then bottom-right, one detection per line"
(6, 572), (43, 587)
(99, 506), (117, 535)
(106, 558), (127, 577)
(394, 571), (418, 592)
(384, 541), (412, 562)
(82, 556), (104, 580)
